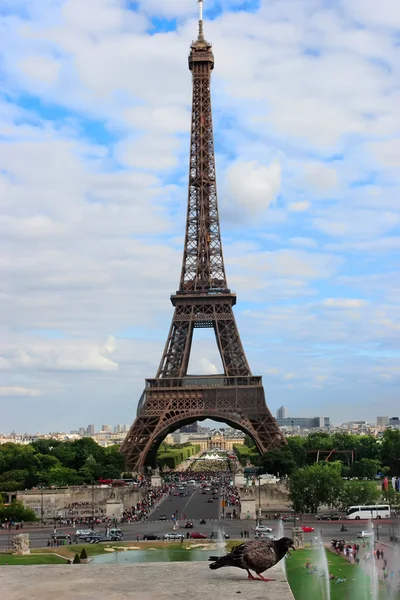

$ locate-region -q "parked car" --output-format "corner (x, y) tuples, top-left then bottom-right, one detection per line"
(185, 521), (194, 529)
(357, 531), (373, 539)
(159, 514), (167, 521)
(190, 532), (207, 539)
(254, 525), (273, 533)
(213, 495), (219, 500)
(163, 532), (184, 541)
(301, 526), (315, 533)
(143, 533), (160, 540)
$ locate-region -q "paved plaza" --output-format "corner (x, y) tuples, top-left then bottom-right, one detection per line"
(0, 561), (294, 600)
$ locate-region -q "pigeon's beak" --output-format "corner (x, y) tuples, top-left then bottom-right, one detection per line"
(290, 544), (296, 551)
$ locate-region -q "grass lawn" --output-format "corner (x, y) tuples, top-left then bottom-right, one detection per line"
(286, 548), (397, 600)
(0, 554), (67, 565)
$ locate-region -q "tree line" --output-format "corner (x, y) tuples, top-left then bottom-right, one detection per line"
(0, 438), (125, 492)
(241, 430), (400, 513)
(243, 430), (400, 478)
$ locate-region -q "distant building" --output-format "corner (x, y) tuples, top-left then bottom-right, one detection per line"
(277, 406), (288, 420)
(377, 416), (389, 427)
(101, 425), (112, 433)
(87, 424), (95, 435)
(180, 423), (199, 434)
(389, 417), (399, 427)
(172, 432), (189, 444)
(276, 416), (330, 430)
(78, 427), (86, 436)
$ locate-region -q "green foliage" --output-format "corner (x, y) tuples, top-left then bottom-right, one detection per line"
(156, 444), (200, 470)
(244, 435), (255, 448)
(0, 500), (37, 522)
(73, 553), (81, 564)
(381, 429), (400, 475)
(80, 548), (88, 560)
(349, 458), (382, 480)
(338, 480), (381, 510)
(0, 441), (125, 491)
(288, 462), (344, 513)
(233, 444), (259, 467)
(259, 446), (297, 476)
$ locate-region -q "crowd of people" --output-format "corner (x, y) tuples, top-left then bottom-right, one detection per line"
(121, 484), (171, 523)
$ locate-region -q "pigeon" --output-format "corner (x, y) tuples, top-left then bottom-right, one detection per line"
(209, 536), (295, 581)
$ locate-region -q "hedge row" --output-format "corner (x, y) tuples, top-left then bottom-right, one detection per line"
(157, 444), (201, 470)
(233, 444), (259, 467)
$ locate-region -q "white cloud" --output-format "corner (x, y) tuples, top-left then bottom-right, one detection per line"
(322, 298), (368, 309)
(368, 139), (400, 169)
(288, 201), (310, 212)
(18, 55), (60, 84)
(226, 160), (281, 213)
(300, 163), (338, 193)
(289, 237), (317, 248)
(0, 387), (42, 397)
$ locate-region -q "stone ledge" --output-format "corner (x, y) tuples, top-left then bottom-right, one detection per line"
(0, 561), (295, 600)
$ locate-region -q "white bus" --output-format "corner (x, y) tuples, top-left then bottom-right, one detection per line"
(346, 504), (391, 520)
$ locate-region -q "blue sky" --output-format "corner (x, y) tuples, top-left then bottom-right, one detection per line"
(0, 0), (399, 433)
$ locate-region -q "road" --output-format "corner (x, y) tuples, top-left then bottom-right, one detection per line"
(0, 481), (398, 550)
(149, 484), (220, 523)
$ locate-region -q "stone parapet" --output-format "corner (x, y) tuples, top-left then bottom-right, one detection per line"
(0, 561), (295, 600)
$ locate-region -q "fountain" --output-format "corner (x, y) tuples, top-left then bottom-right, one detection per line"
(277, 520), (287, 579)
(313, 529), (331, 600)
(388, 540), (400, 599)
(368, 521), (379, 600)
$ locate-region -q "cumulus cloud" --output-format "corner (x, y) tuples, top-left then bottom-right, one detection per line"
(226, 160), (282, 214)
(288, 201), (310, 212)
(0, 387), (42, 397)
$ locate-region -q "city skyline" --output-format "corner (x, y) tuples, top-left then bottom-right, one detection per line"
(0, 0), (399, 431)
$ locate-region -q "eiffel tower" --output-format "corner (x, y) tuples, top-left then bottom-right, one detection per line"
(121, 1), (284, 472)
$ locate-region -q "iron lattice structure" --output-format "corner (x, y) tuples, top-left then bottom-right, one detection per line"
(121, 9), (284, 472)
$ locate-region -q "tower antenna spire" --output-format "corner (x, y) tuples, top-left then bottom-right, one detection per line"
(198, 0), (204, 40)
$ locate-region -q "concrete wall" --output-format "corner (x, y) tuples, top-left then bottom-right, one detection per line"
(248, 483), (290, 511)
(15, 487), (141, 519)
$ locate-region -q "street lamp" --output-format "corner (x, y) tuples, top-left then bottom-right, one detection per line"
(258, 476), (262, 525)
(40, 485), (44, 526)
(91, 482), (95, 529)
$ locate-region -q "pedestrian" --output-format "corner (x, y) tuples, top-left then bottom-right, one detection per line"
(240, 530), (243, 538)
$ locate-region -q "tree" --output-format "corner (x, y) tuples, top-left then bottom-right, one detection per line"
(288, 462), (344, 514)
(350, 458), (382, 480)
(339, 480), (381, 510)
(73, 553), (81, 564)
(45, 467), (83, 487)
(0, 500), (37, 522)
(381, 430), (400, 475)
(244, 435), (255, 448)
(259, 447), (297, 476)
(80, 548), (88, 560)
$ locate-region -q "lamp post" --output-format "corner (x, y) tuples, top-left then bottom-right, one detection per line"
(91, 482), (95, 530)
(40, 485), (44, 526)
(258, 476), (262, 525)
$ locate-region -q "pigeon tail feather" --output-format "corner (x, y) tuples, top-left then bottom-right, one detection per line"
(209, 554), (233, 570)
